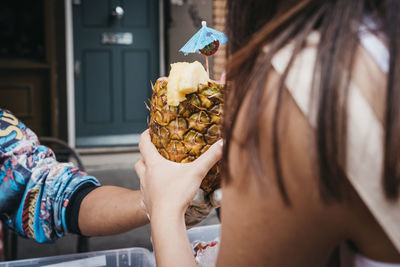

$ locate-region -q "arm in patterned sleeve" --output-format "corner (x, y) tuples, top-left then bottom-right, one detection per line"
(0, 109), (100, 243)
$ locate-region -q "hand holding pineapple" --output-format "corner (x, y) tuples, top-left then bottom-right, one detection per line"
(141, 61), (225, 226)
(135, 130), (223, 219)
(139, 21), (227, 267)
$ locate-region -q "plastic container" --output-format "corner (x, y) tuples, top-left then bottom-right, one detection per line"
(0, 247), (155, 267)
(187, 224), (221, 244)
(0, 224), (221, 267)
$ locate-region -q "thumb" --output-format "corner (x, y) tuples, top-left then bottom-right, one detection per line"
(193, 139), (223, 177)
(138, 129), (164, 164)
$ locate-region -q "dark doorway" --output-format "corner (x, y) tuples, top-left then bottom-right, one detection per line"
(0, 0), (56, 137)
(73, 0), (160, 147)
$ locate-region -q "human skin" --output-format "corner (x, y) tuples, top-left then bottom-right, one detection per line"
(135, 130), (223, 267)
(216, 47), (400, 266)
(78, 186), (149, 236)
(135, 43), (400, 266)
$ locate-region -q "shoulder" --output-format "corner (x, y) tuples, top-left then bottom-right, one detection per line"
(222, 55), (351, 266)
(220, 31), (397, 265)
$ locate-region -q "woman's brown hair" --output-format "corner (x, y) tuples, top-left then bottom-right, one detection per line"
(223, 0), (400, 203)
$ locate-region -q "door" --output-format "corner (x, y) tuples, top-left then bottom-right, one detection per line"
(73, 0), (159, 147)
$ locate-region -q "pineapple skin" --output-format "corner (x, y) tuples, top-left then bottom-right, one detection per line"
(149, 78), (224, 195)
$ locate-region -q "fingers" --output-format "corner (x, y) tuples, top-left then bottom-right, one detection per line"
(134, 159), (146, 183)
(193, 139), (223, 177)
(138, 130), (163, 164)
(210, 188), (222, 207)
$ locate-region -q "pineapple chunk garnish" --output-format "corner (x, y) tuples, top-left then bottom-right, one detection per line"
(167, 61), (209, 106)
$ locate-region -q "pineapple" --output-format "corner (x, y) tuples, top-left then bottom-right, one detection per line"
(149, 61), (224, 195)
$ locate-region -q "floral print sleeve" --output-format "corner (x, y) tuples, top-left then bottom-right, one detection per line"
(0, 109), (100, 243)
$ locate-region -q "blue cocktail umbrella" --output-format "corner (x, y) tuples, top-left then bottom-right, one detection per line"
(180, 21), (227, 75)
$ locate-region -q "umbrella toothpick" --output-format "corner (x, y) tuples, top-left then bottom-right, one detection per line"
(179, 20), (227, 79)
(206, 56), (209, 77)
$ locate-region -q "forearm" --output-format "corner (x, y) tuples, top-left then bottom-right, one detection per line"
(78, 186), (149, 236)
(134, 130), (222, 266)
(151, 209), (196, 267)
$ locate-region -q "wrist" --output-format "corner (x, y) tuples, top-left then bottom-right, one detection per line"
(151, 202), (186, 221)
(151, 208), (186, 234)
(151, 201), (187, 217)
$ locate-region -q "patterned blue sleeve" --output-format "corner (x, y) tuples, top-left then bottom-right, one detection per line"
(0, 109), (100, 243)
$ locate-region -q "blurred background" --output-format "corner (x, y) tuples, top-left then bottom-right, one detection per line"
(0, 0), (226, 260)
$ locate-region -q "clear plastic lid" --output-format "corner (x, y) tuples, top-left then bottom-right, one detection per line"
(0, 247), (155, 267)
